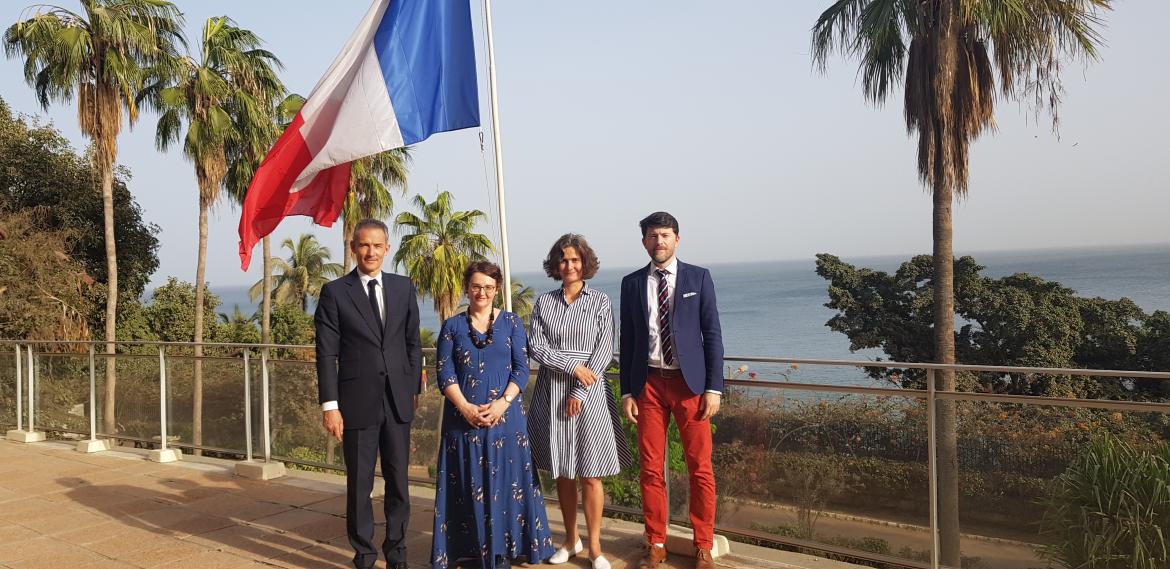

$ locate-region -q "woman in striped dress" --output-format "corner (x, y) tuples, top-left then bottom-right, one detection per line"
(527, 234), (633, 569)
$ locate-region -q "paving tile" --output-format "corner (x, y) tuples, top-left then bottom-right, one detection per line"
(4, 543), (105, 569)
(301, 495), (347, 516)
(17, 508), (109, 536)
(244, 484), (337, 508)
(182, 523), (314, 561)
(101, 537), (207, 568)
(184, 493), (292, 521)
(154, 549), (259, 569)
(0, 525), (39, 546)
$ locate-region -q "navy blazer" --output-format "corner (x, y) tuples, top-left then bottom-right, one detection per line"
(314, 270), (423, 428)
(619, 261), (724, 398)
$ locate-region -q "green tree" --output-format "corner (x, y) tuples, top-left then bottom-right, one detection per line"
(816, 253), (1166, 400)
(341, 149), (412, 270)
(0, 98), (160, 306)
(811, 2), (1111, 561)
(393, 191), (494, 321)
(143, 277), (220, 343)
(214, 305), (260, 345)
(5, 0), (184, 436)
(250, 234), (343, 312)
(148, 16), (283, 451)
(269, 302), (314, 359)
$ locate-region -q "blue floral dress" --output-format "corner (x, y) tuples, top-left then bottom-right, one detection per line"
(432, 310), (554, 569)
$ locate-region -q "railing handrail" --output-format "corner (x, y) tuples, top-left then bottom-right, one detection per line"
(4, 338), (1167, 380)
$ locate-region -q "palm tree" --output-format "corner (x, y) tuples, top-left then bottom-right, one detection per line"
(811, 1), (1110, 563)
(148, 15), (283, 452)
(249, 234), (344, 312)
(225, 94), (300, 346)
(5, 0), (184, 437)
(341, 149), (412, 270)
(495, 279), (535, 327)
(393, 191), (494, 322)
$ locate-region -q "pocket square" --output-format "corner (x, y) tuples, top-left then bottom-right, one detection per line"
(683, 292), (698, 298)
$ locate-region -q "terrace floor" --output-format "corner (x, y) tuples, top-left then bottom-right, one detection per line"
(0, 439), (855, 569)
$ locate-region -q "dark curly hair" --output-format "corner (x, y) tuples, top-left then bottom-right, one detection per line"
(542, 233), (600, 281)
(463, 260), (503, 289)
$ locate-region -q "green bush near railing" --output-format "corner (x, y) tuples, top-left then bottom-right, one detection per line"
(1039, 433), (1170, 569)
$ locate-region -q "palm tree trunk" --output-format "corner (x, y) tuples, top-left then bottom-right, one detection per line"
(100, 158), (118, 438)
(343, 224), (354, 272)
(192, 203), (209, 456)
(261, 236), (272, 345)
(933, 1), (962, 565)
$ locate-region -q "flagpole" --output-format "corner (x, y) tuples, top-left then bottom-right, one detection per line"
(482, 0), (512, 311)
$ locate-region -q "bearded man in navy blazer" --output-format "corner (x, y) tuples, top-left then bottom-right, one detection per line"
(620, 211), (723, 569)
(315, 219), (422, 569)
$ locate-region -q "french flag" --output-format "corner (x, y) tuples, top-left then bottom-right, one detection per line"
(238, 0), (479, 270)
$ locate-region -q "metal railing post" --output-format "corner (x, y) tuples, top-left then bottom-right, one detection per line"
(14, 345), (23, 431)
(243, 350), (253, 462)
(27, 346), (35, 433)
(261, 347), (272, 462)
(159, 346), (168, 452)
(88, 345), (96, 442)
(147, 346), (179, 462)
(926, 369), (940, 569)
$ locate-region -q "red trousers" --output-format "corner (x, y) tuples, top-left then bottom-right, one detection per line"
(636, 372), (716, 549)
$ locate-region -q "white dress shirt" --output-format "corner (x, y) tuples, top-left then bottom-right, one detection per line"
(323, 272), (384, 412)
(646, 258), (680, 370)
(625, 258), (720, 398)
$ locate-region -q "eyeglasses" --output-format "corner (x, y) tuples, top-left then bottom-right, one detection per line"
(469, 285), (497, 294)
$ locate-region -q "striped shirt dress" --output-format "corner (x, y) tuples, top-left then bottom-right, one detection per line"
(527, 285), (633, 479)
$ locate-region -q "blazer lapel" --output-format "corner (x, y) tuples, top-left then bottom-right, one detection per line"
(381, 272), (395, 342)
(345, 270), (383, 340)
(637, 263), (651, 323)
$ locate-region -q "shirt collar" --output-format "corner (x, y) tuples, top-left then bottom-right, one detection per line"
(560, 282), (592, 301)
(358, 271), (382, 288)
(648, 257), (678, 276)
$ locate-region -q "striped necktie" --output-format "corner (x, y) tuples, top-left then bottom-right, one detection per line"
(655, 269), (674, 366)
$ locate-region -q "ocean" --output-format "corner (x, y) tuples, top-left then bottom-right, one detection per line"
(206, 244), (1170, 386)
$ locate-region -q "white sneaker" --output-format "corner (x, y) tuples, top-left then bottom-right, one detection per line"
(547, 539), (583, 564)
(591, 554), (612, 569)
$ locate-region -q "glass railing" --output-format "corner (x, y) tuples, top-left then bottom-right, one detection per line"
(3, 339), (1168, 569)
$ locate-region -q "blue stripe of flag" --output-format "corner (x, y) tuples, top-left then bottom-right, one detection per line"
(374, 0), (480, 145)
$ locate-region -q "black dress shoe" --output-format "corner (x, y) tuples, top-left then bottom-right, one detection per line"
(389, 562), (409, 569)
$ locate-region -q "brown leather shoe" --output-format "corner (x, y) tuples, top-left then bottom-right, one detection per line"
(694, 548), (715, 569)
(637, 543), (667, 568)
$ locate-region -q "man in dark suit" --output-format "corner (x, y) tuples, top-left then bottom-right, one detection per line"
(620, 211), (724, 569)
(315, 219), (422, 569)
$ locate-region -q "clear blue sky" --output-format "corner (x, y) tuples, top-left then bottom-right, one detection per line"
(2, 1), (1167, 289)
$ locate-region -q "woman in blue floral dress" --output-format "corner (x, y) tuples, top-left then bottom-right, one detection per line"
(432, 261), (554, 569)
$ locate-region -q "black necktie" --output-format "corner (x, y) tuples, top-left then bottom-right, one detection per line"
(367, 279), (383, 333)
(656, 269), (674, 366)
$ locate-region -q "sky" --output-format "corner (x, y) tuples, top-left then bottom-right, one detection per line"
(1, 1), (1167, 290)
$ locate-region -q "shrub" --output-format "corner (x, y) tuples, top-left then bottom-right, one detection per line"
(1039, 433), (1170, 569)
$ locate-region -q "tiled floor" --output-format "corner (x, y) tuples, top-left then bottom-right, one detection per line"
(0, 440), (845, 568)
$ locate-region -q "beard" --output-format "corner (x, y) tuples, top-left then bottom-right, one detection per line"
(650, 250), (672, 264)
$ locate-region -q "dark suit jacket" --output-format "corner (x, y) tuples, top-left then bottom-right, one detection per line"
(619, 261), (724, 398)
(315, 269), (422, 428)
